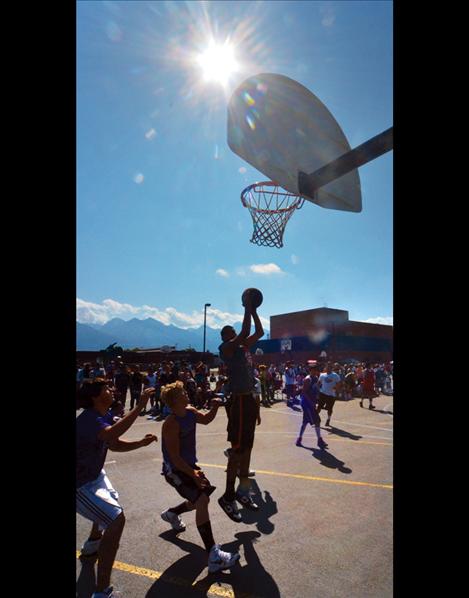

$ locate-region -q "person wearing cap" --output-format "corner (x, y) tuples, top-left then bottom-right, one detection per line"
(296, 363), (328, 449)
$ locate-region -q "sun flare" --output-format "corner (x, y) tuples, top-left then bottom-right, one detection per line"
(196, 41), (238, 86)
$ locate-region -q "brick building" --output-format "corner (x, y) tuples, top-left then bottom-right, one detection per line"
(252, 307), (392, 364)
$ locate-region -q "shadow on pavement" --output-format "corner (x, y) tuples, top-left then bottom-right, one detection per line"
(76, 554), (97, 598)
(325, 425), (362, 441)
(147, 530), (280, 598)
(238, 480), (277, 534)
(300, 445), (352, 474)
(146, 532), (210, 597)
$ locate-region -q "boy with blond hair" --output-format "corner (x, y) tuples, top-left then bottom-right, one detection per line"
(160, 381), (240, 573)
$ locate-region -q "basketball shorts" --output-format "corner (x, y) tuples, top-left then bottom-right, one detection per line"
(227, 393), (258, 452)
(301, 399), (321, 426)
(76, 470), (123, 530)
(318, 392), (336, 413)
(163, 468), (215, 504)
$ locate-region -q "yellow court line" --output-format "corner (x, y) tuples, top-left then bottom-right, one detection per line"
(76, 552), (238, 598)
(328, 438), (392, 446)
(196, 462), (393, 490)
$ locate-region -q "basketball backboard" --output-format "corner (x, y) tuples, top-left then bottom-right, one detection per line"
(227, 73), (362, 212)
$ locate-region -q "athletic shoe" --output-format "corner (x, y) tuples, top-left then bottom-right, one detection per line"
(369, 404), (376, 410)
(325, 418), (331, 427)
(295, 437), (302, 447)
(223, 448), (232, 459)
(208, 544), (240, 573)
(359, 401), (364, 408)
(317, 438), (328, 449)
(235, 490), (259, 511)
(247, 470), (256, 477)
(161, 509), (186, 532)
(218, 496), (242, 522)
(80, 537), (101, 557)
(91, 586), (121, 598)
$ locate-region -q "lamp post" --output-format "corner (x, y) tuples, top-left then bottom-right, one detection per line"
(203, 303), (211, 353)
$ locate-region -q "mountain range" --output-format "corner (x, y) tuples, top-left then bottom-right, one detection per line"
(76, 318), (269, 352)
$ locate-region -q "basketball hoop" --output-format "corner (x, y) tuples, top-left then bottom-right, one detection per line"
(241, 181), (305, 248)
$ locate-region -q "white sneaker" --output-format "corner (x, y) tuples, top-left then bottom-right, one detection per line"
(208, 544), (240, 573)
(161, 509), (186, 532)
(81, 537), (101, 557)
(91, 586), (121, 597)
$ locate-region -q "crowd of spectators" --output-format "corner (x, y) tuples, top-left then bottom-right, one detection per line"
(76, 358), (393, 417)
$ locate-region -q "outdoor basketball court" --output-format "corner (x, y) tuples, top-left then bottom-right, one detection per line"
(76, 394), (393, 597)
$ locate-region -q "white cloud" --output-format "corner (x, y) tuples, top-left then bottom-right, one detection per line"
(145, 128), (156, 140)
(320, 6), (336, 28)
(77, 298), (269, 330)
(249, 263), (285, 275)
(361, 317), (394, 326)
(216, 268), (229, 278)
(134, 173), (144, 184)
(291, 254), (299, 265)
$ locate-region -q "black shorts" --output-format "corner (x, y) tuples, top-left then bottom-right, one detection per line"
(227, 393), (258, 452)
(163, 468), (215, 504)
(318, 392), (336, 413)
(302, 402), (321, 426)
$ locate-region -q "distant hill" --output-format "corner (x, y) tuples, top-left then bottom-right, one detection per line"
(76, 318), (253, 352)
(76, 323), (118, 351)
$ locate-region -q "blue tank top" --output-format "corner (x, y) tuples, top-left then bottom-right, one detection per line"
(162, 409), (197, 472)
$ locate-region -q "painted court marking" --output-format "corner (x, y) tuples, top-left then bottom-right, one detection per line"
(76, 552), (243, 598)
(269, 409), (393, 433)
(150, 458), (392, 490)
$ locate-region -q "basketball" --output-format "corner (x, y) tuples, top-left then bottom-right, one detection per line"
(242, 287), (263, 308)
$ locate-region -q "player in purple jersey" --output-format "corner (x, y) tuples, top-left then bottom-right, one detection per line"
(160, 381), (241, 573)
(76, 379), (157, 598)
(296, 363), (328, 449)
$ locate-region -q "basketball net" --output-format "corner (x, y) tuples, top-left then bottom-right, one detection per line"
(241, 181), (305, 248)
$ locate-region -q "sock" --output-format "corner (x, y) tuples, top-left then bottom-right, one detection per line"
(197, 520), (215, 554)
(169, 501), (191, 515)
(237, 478), (251, 494)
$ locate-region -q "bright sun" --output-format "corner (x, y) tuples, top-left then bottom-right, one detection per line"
(196, 41), (238, 86)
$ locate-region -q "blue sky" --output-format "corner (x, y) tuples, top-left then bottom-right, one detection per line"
(77, 0), (392, 334)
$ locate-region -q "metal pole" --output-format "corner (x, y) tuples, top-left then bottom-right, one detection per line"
(203, 303), (211, 353)
(298, 127), (393, 200)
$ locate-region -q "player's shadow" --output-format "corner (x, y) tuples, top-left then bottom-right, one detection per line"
(325, 425), (362, 441)
(145, 531), (212, 598)
(238, 480), (277, 534)
(369, 408), (393, 415)
(146, 530), (280, 598)
(76, 554), (97, 598)
(301, 445), (352, 474)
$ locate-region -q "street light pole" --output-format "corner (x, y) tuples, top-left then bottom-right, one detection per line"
(203, 303), (211, 353)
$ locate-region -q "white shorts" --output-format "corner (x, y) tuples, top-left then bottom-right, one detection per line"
(76, 470), (123, 530)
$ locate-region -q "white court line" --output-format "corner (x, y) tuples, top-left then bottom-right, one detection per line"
(195, 430), (392, 441)
(269, 408), (393, 433)
(105, 460), (117, 465)
(133, 410), (392, 433)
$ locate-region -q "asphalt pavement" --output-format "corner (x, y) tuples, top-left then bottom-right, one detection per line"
(76, 393), (393, 598)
